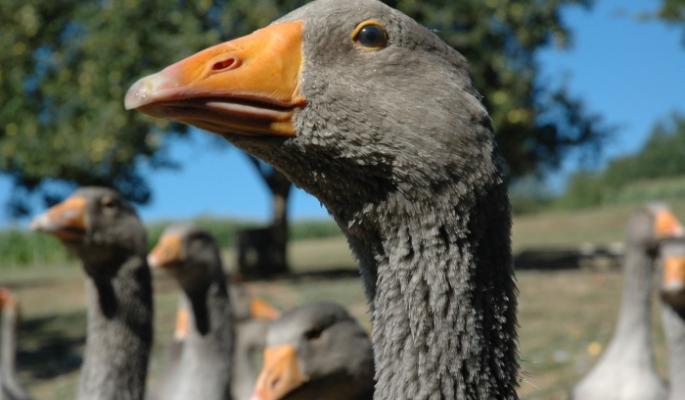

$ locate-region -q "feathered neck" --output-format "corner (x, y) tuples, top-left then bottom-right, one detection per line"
(172, 269), (234, 400)
(338, 179), (518, 400)
(1, 300), (31, 400)
(608, 246), (656, 356)
(78, 254), (153, 400)
(662, 305), (685, 400)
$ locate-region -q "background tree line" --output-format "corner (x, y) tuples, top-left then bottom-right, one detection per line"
(556, 114), (685, 210)
(6, 0), (684, 271)
(1, 0), (606, 210)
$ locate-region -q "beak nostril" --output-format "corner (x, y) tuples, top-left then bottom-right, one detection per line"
(270, 377), (281, 389)
(212, 57), (240, 72)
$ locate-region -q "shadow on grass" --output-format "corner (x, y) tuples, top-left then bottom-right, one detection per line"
(514, 246), (622, 270)
(244, 266), (361, 283)
(18, 310), (85, 380)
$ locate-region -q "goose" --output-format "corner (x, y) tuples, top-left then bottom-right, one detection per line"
(0, 288), (31, 400)
(151, 232), (279, 400)
(232, 283), (280, 322)
(31, 187), (152, 400)
(147, 225), (234, 400)
(659, 238), (685, 400)
(572, 204), (684, 400)
(157, 282), (277, 400)
(232, 288), (280, 400)
(126, 0), (519, 397)
(151, 303), (189, 400)
(251, 302), (374, 400)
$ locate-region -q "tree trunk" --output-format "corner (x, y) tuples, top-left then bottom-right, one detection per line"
(235, 156), (292, 277)
(269, 176), (291, 274)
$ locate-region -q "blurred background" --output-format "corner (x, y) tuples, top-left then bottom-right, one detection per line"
(0, 0), (684, 399)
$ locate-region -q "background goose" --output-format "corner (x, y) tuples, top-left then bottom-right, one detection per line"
(31, 187), (152, 400)
(231, 284), (280, 322)
(0, 288), (31, 400)
(126, 0), (518, 398)
(152, 304), (189, 400)
(659, 238), (685, 400)
(572, 204), (684, 400)
(158, 283), (277, 400)
(148, 225), (234, 400)
(251, 302), (373, 400)
(232, 286), (280, 400)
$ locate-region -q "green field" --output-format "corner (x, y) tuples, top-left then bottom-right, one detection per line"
(0, 237), (672, 400)
(2, 201), (683, 399)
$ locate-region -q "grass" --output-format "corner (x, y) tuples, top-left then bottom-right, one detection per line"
(1, 234), (673, 400)
(0, 218), (343, 269)
(4, 196), (685, 269)
(5, 200), (685, 399)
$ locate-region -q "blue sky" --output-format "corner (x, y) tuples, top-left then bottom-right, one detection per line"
(1, 0), (684, 226)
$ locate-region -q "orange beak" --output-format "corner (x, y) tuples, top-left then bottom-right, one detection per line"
(250, 298), (280, 320)
(654, 209), (684, 239)
(251, 345), (308, 400)
(125, 21), (306, 137)
(662, 256), (685, 305)
(174, 306), (190, 340)
(0, 288), (14, 309)
(148, 232), (184, 269)
(31, 196), (88, 242)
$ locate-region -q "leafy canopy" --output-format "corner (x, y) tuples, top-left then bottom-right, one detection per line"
(0, 0), (605, 215)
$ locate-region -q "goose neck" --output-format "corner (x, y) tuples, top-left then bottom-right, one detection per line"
(663, 305), (685, 399)
(78, 254), (153, 400)
(611, 246), (654, 347)
(342, 185), (518, 399)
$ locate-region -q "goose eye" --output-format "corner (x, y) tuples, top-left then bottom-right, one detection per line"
(353, 21), (388, 50)
(101, 196), (115, 209)
(304, 326), (323, 341)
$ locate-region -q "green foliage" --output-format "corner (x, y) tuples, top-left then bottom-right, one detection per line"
(0, 218), (341, 268)
(0, 0), (606, 215)
(657, 0), (685, 44)
(0, 229), (70, 267)
(558, 114), (685, 209)
(509, 176), (554, 215)
(554, 170), (605, 209)
(289, 219), (343, 239)
(659, 0), (685, 22)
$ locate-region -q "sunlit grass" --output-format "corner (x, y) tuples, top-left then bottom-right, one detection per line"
(4, 235), (673, 400)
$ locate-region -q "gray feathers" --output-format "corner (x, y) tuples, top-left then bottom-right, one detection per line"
(1, 293), (31, 400)
(264, 302), (374, 400)
(154, 225), (234, 400)
(572, 206), (671, 400)
(231, 1), (518, 398)
(67, 187), (153, 400)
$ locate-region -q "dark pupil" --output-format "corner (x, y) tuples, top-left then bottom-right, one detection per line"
(358, 25), (386, 47)
(304, 327), (323, 340)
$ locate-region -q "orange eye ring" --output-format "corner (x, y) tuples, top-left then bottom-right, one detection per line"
(352, 20), (389, 51)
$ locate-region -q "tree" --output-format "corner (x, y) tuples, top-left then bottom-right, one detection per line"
(658, 0), (685, 43)
(0, 0), (214, 213)
(659, 0), (685, 22)
(559, 113), (685, 209)
(1, 0), (606, 270)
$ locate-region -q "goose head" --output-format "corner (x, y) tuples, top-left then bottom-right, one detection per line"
(148, 225), (222, 293)
(31, 187), (146, 275)
(627, 203), (684, 253)
(0, 287), (16, 310)
(661, 238), (685, 308)
(251, 302), (373, 400)
(125, 0), (497, 221)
